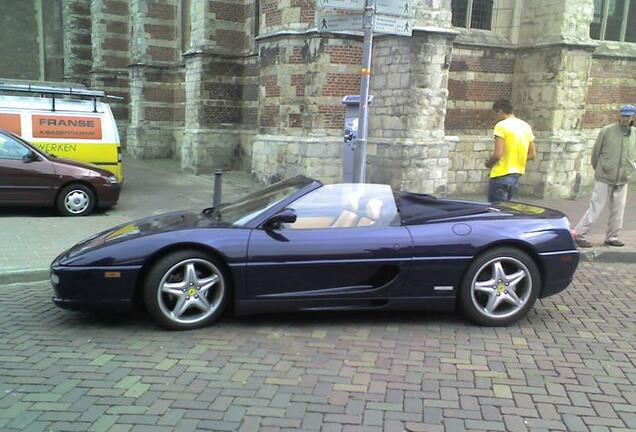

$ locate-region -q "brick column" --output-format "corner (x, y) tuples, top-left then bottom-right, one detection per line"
(127, 0), (184, 159)
(90, 0), (131, 145)
(62, 0), (92, 84)
(182, 0), (258, 174)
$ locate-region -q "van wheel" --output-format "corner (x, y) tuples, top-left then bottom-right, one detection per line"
(57, 184), (95, 216)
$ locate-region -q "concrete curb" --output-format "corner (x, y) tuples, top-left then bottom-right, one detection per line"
(579, 248), (636, 264)
(1, 248), (635, 286)
(0, 268), (50, 285)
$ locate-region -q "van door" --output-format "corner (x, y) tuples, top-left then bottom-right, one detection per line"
(0, 133), (57, 205)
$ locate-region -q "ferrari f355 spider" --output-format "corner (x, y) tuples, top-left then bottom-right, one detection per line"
(51, 176), (579, 330)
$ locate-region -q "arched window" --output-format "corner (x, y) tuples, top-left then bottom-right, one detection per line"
(591, 0), (635, 42)
(451, 0), (494, 30)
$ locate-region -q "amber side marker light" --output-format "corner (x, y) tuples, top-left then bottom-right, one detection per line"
(104, 271), (121, 279)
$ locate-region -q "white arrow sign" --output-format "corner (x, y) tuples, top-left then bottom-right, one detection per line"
(317, 14), (364, 32)
(315, 0), (365, 12)
(373, 14), (414, 36)
(375, 0), (413, 17)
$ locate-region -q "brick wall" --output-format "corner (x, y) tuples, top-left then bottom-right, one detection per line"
(582, 57), (636, 129)
(444, 45), (516, 195)
(62, 0), (93, 83)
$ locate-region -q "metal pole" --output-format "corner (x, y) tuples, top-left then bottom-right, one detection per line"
(213, 169), (223, 208)
(353, 0), (374, 184)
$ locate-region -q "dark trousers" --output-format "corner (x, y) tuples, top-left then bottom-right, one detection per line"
(488, 174), (520, 202)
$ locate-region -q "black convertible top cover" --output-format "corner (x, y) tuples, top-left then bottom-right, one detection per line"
(396, 192), (490, 225)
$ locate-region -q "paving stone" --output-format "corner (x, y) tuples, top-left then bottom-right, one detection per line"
(1, 263), (635, 431)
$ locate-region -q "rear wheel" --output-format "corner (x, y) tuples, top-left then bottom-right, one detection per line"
(143, 250), (229, 330)
(56, 183), (95, 216)
(459, 247), (540, 326)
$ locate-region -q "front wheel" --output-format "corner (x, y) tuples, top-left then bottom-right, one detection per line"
(143, 250), (229, 330)
(459, 247), (541, 326)
(56, 184), (95, 216)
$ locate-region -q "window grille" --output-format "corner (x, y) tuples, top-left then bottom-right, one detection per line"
(590, 0), (635, 42)
(451, 0), (494, 30)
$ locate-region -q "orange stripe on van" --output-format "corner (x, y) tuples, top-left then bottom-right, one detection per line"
(32, 115), (102, 140)
(0, 113), (22, 135)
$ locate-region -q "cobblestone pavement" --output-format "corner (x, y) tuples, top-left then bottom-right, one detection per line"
(1, 262), (635, 432)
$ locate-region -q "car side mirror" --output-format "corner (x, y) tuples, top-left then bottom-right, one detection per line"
(264, 209), (297, 230)
(22, 151), (40, 163)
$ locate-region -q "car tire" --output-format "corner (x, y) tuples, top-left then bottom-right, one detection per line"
(143, 250), (229, 330)
(56, 183), (95, 216)
(459, 247), (541, 326)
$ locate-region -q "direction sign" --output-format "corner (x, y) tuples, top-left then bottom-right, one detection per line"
(375, 0), (413, 17)
(317, 14), (364, 32)
(373, 14), (413, 36)
(315, 0), (365, 12)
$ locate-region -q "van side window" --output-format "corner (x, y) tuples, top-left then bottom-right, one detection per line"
(0, 135), (30, 160)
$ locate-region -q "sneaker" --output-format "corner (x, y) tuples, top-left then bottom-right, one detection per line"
(604, 239), (625, 247)
(575, 237), (593, 248)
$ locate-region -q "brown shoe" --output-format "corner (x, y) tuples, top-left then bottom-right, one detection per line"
(604, 239), (625, 247)
(575, 238), (593, 248)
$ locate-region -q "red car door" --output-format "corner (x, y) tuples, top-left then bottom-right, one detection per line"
(0, 133), (57, 206)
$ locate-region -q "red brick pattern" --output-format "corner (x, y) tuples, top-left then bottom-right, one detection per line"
(322, 73), (360, 97)
(147, 3), (176, 20)
(263, 75), (281, 97)
(262, 0), (282, 27)
(445, 109), (495, 130)
(586, 85), (636, 105)
(325, 46), (363, 65)
(144, 24), (175, 40)
(260, 105), (280, 128)
(289, 46), (306, 64)
(450, 56), (515, 74)
(290, 0), (315, 24)
(319, 105), (346, 129)
(583, 57), (636, 129)
(210, 1), (249, 23)
(291, 74), (305, 97)
(288, 113), (303, 128)
(448, 80), (512, 102)
(104, 0), (128, 16)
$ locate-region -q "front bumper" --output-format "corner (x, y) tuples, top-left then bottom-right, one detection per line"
(95, 183), (121, 208)
(50, 264), (141, 313)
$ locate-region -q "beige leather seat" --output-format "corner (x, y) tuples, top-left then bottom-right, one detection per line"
(358, 198), (383, 226)
(332, 192), (362, 228)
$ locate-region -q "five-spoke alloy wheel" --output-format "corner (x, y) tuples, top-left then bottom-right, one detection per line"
(460, 247), (540, 326)
(143, 250), (229, 330)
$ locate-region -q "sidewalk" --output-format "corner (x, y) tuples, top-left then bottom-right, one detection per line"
(0, 155), (259, 283)
(1, 159), (635, 284)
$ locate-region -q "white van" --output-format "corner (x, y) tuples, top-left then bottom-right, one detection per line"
(0, 84), (123, 181)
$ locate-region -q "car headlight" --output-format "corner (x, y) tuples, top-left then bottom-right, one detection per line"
(50, 272), (59, 285)
(107, 175), (118, 184)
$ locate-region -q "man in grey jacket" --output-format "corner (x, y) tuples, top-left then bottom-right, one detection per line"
(575, 105), (636, 248)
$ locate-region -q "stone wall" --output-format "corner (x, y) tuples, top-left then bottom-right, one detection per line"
(182, 0), (258, 174)
(62, 0), (93, 84)
(445, 43), (516, 195)
(368, 32), (454, 195)
(127, 0), (184, 159)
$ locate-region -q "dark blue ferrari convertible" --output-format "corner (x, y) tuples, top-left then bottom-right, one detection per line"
(51, 176), (580, 330)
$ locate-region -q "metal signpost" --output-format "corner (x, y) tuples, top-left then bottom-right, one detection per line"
(317, 0), (414, 183)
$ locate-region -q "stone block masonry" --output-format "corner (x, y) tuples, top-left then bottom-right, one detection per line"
(4, 0), (635, 198)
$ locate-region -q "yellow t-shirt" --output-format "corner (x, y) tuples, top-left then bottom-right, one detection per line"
(490, 117), (535, 178)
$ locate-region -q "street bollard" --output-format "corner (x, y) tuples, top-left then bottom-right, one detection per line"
(213, 169), (223, 209)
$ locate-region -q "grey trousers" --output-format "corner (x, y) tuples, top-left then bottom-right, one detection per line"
(574, 181), (629, 242)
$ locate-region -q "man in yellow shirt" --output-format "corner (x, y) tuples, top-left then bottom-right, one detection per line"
(485, 99), (537, 202)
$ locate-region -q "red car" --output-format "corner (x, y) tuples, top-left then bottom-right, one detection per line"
(0, 129), (120, 216)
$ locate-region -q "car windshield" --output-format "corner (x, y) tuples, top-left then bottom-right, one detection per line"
(207, 176), (316, 226)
